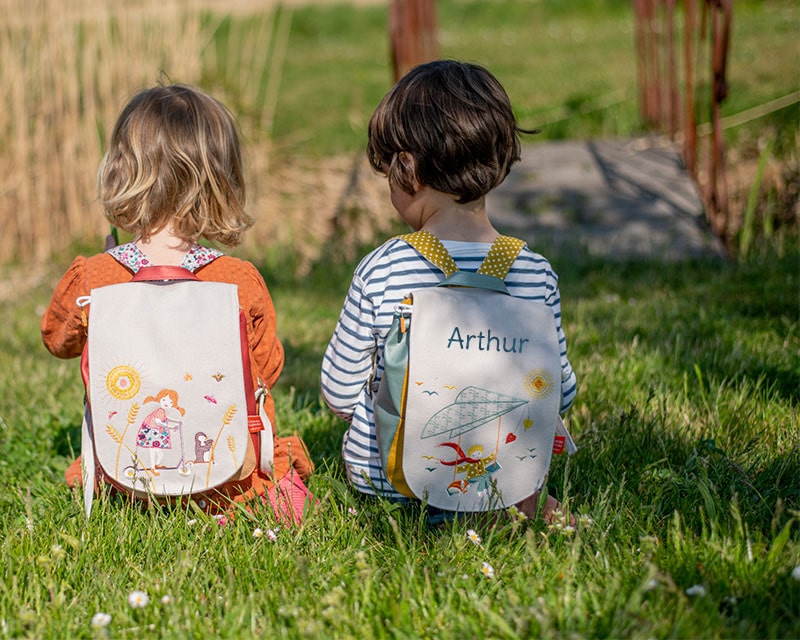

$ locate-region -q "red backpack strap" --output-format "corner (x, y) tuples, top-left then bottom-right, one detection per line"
(131, 266), (200, 282)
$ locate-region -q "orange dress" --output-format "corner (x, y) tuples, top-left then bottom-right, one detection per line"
(41, 248), (313, 506)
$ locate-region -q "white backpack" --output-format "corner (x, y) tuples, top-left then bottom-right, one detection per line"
(375, 232), (575, 512)
(78, 266), (273, 516)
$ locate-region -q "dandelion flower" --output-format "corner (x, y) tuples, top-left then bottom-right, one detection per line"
(466, 529), (482, 545)
(253, 528), (264, 538)
(685, 584), (706, 598)
(792, 565), (800, 581)
(128, 590), (149, 608)
(480, 562), (495, 579)
(90, 612), (112, 628)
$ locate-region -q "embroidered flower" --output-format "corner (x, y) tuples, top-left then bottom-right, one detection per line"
(685, 584), (706, 598)
(128, 590), (150, 608)
(480, 562), (495, 579)
(466, 529), (482, 545)
(90, 612), (112, 628)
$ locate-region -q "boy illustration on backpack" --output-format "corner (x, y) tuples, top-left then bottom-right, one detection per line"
(321, 60), (577, 523)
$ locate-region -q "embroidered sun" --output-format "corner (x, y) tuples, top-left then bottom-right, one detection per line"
(105, 365), (142, 401)
(524, 369), (554, 399)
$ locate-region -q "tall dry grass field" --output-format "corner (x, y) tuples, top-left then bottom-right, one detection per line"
(0, 0), (287, 264)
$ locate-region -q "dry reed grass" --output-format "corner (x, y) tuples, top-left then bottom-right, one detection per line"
(0, 0), (365, 267)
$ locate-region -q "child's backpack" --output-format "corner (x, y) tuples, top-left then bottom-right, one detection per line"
(77, 265), (274, 517)
(375, 231), (575, 512)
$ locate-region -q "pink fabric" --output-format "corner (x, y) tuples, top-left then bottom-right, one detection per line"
(266, 469), (316, 526)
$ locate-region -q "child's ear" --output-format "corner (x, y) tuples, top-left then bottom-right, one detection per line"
(395, 151), (421, 193)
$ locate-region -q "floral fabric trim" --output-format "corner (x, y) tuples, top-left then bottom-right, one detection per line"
(108, 243), (223, 273)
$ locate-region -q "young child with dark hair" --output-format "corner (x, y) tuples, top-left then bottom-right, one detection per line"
(42, 83), (313, 509)
(321, 60), (577, 522)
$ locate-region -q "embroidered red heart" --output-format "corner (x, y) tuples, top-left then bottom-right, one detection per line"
(505, 433), (517, 444)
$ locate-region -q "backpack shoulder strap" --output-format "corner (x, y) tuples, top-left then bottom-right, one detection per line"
(477, 236), (526, 280)
(400, 231), (526, 281)
(399, 231), (459, 277)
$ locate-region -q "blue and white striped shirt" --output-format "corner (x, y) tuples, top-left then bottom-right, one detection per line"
(321, 236), (577, 499)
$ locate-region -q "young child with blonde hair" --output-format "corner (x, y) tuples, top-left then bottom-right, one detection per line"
(42, 83), (312, 510)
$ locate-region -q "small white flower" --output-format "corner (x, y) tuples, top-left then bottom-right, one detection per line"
(253, 528), (264, 538)
(466, 529), (482, 545)
(213, 514), (225, 521)
(128, 590), (150, 608)
(186, 518), (197, 527)
(265, 528), (278, 542)
(90, 612), (111, 628)
(161, 595), (173, 605)
(347, 507), (358, 516)
(562, 525), (576, 535)
(645, 579), (659, 591)
(480, 562), (495, 579)
(792, 565), (800, 581)
(578, 514), (594, 527)
(685, 584), (706, 598)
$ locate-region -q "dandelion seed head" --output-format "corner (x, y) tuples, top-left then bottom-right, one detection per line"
(128, 590), (149, 609)
(90, 612), (112, 628)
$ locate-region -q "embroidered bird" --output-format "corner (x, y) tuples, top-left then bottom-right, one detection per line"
(212, 372), (225, 382)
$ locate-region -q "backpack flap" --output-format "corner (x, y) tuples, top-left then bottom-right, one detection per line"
(85, 278), (254, 498)
(399, 285), (562, 511)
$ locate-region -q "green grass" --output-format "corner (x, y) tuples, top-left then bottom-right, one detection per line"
(234, 0), (799, 160)
(1, 236), (798, 638)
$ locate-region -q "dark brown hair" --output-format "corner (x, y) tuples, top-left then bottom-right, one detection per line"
(98, 84), (252, 246)
(367, 60), (527, 204)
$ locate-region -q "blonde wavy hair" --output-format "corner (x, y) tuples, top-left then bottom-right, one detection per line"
(98, 84), (252, 247)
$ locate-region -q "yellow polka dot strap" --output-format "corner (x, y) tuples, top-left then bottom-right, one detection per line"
(477, 235), (526, 279)
(400, 231), (459, 277)
(400, 231), (525, 280)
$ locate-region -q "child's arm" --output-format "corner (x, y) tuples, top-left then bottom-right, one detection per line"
(238, 262), (284, 428)
(41, 257), (90, 359)
(546, 283), (577, 413)
(320, 274), (377, 422)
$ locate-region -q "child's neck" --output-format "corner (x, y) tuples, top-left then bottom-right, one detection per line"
(135, 227), (194, 266)
(418, 193), (498, 243)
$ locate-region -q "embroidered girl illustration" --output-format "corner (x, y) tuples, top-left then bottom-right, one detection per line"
(136, 389), (185, 475)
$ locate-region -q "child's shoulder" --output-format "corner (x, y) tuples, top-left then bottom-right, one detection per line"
(355, 236), (427, 274)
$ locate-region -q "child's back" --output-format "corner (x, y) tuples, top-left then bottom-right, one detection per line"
(321, 60), (576, 521)
(42, 84), (312, 514)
